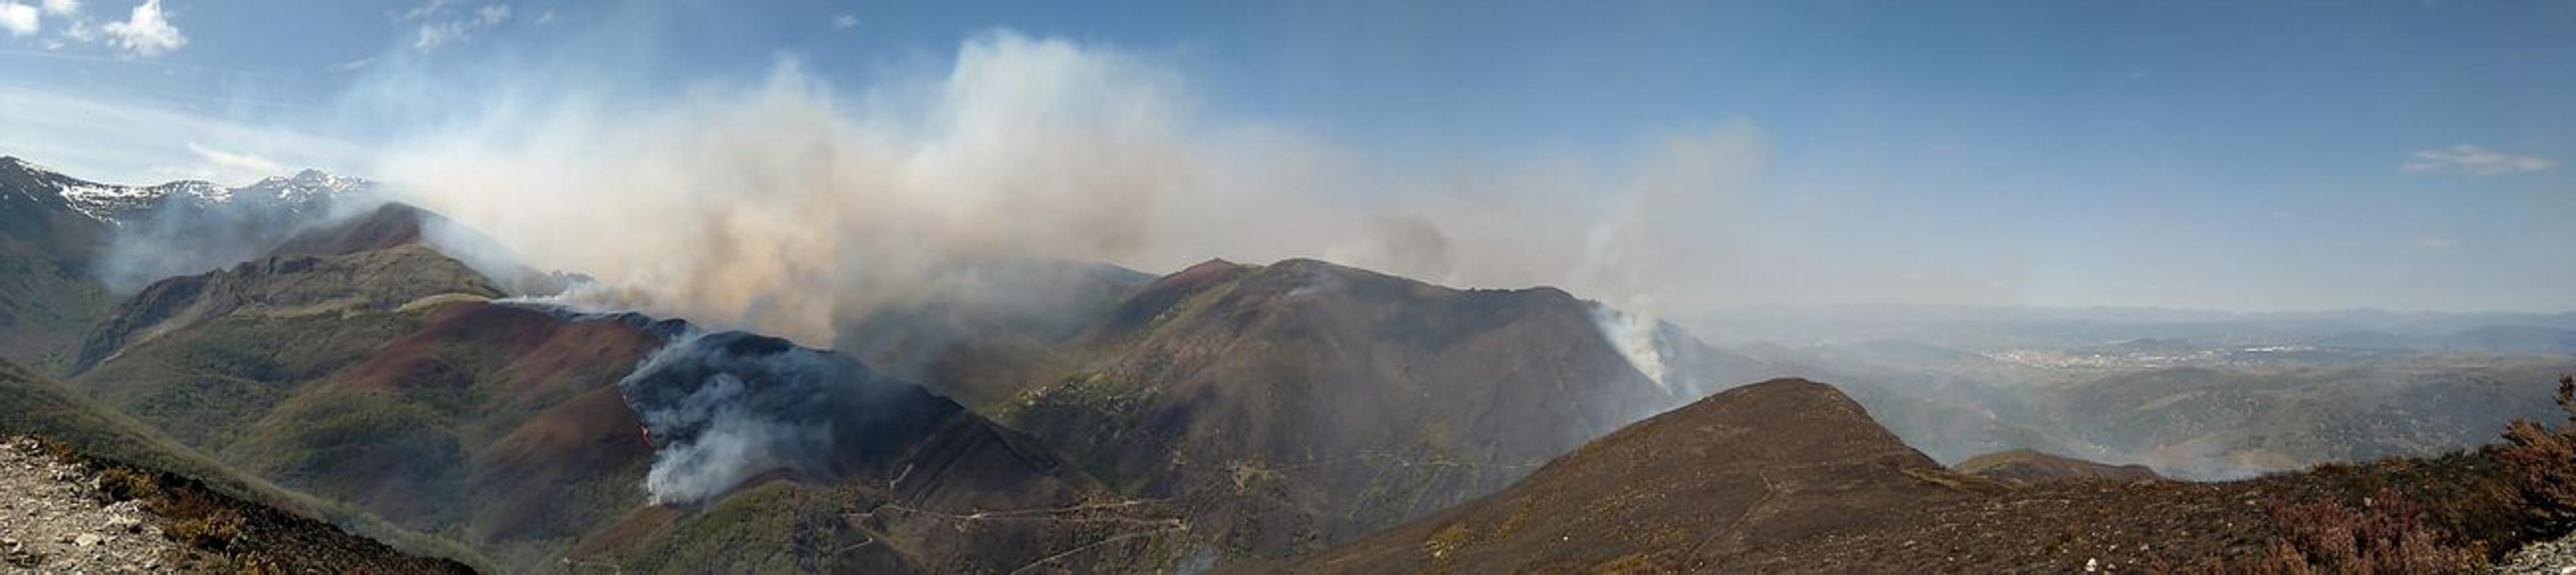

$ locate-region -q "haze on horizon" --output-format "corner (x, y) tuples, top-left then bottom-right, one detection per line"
(3, 1), (2571, 337)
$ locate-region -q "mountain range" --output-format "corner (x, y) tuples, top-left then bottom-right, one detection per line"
(1, 157), (2570, 572)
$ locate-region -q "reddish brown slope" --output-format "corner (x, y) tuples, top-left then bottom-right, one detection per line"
(1280, 376), (2572, 574)
(266, 202), (430, 257)
(1280, 378), (1959, 573)
(321, 302), (665, 544)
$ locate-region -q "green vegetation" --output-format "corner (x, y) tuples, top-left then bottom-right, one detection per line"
(0, 203), (112, 373)
(223, 386), (470, 530)
(73, 312), (425, 450)
(2226, 375), (2576, 572)
(0, 357), (496, 571)
(621, 482), (845, 575)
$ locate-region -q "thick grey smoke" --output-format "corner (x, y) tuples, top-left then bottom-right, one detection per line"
(363, 31), (1777, 355)
(616, 327), (947, 505)
(632, 362), (828, 505)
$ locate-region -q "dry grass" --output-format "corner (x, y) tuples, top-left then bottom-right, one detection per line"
(2228, 374), (2576, 574)
(2249, 488), (2482, 574)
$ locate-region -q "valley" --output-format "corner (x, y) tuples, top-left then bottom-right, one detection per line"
(0, 156), (2569, 573)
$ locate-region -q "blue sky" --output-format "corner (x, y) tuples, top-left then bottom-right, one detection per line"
(1, 1), (2572, 314)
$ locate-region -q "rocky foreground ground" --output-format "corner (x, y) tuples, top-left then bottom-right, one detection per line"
(2501, 532), (2576, 574)
(2, 436), (204, 574)
(0, 436), (471, 574)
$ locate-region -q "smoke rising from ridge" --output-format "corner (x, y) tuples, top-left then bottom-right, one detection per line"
(364, 31), (1770, 356)
(616, 328), (944, 505)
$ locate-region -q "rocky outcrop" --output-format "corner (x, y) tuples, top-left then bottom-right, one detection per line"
(0, 437), (188, 572)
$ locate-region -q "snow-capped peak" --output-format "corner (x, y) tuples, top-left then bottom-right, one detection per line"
(24, 164), (380, 225)
(241, 168), (374, 205)
(158, 180), (232, 203)
(0, 156), (55, 174)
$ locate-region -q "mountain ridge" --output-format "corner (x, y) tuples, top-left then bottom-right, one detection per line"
(1, 156), (374, 226)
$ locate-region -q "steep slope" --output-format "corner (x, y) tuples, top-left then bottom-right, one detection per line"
(562, 326), (1189, 573)
(1288, 377), (2573, 573)
(0, 157), (384, 371)
(0, 157), (115, 369)
(233, 302), (1192, 572)
(209, 302), (663, 565)
(265, 201), (434, 257)
(999, 258), (1692, 558)
(69, 243), (504, 375)
(833, 258), (1156, 410)
(1280, 378), (1962, 573)
(0, 357), (485, 571)
(59, 202), (1191, 572)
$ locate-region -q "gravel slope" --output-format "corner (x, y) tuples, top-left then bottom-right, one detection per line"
(1, 437), (198, 573)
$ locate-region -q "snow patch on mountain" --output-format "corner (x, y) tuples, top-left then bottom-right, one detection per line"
(11, 160), (377, 225)
(56, 181), (159, 222)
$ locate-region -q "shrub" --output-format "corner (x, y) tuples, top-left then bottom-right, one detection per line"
(93, 466), (162, 502)
(2496, 374), (2576, 538)
(2252, 488), (2481, 574)
(154, 487), (248, 550)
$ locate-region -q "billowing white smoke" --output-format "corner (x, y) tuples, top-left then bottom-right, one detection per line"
(361, 30), (1780, 348)
(1589, 303), (1673, 393)
(333, 29), (1801, 508)
(610, 322), (947, 505)
(634, 362), (828, 505)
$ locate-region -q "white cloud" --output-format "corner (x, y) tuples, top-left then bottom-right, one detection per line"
(397, 0), (448, 22)
(0, 3), (38, 36)
(98, 0), (185, 57)
(0, 87), (358, 186)
(38, 0), (72, 16)
(533, 10), (554, 24)
(832, 14), (857, 29)
(401, 1), (508, 50)
(414, 20), (462, 49)
(183, 142), (286, 180)
(2403, 144), (2557, 176)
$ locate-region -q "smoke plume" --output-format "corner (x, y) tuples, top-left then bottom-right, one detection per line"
(361, 31), (1776, 356)
(615, 326), (949, 505)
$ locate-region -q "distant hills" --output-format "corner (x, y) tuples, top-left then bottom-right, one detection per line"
(1690, 303), (2576, 349)
(1, 155), (2570, 572)
(0, 156), (381, 370)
